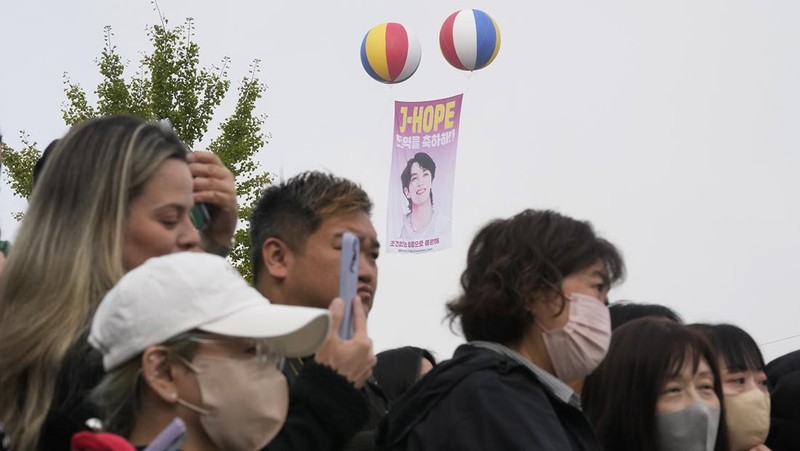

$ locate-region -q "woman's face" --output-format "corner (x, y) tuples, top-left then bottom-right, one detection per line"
(172, 336), (274, 411)
(122, 159), (199, 271)
(720, 362), (768, 396)
(657, 356), (721, 415)
(169, 335), (288, 450)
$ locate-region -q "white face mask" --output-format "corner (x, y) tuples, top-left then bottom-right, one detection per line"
(539, 293), (612, 383)
(176, 354), (289, 451)
(725, 388), (771, 451)
(657, 401), (720, 451)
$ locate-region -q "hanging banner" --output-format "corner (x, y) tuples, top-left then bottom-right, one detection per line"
(387, 94), (463, 254)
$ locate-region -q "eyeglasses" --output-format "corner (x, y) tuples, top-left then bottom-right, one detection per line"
(185, 335), (285, 371)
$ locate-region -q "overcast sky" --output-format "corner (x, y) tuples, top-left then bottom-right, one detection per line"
(2, 0), (799, 362)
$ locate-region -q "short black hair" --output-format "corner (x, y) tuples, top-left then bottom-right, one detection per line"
(32, 139), (60, 187)
(690, 323), (766, 373)
(446, 209), (624, 344)
(373, 346), (437, 405)
(249, 171), (372, 283)
(609, 301), (682, 330)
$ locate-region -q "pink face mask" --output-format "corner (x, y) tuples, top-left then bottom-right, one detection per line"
(176, 354), (288, 451)
(539, 292), (611, 383)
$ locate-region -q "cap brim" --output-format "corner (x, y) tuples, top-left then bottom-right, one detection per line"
(199, 302), (330, 357)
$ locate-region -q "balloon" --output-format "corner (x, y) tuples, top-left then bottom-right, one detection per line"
(360, 22), (421, 84)
(440, 9), (501, 71)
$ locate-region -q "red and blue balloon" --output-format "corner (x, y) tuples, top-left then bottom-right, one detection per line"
(360, 22), (421, 84)
(440, 9), (501, 71)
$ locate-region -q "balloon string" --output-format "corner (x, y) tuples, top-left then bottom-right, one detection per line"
(759, 333), (800, 346)
(463, 72), (473, 95)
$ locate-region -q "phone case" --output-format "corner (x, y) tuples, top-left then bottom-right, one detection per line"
(142, 417), (186, 451)
(338, 232), (359, 339)
(190, 203), (211, 231)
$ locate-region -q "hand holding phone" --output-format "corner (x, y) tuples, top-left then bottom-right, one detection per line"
(338, 232), (359, 340)
(190, 203), (211, 231)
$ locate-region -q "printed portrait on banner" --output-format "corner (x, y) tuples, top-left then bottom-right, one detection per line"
(387, 94), (463, 254)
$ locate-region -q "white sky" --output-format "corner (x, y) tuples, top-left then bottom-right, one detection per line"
(2, 0), (799, 363)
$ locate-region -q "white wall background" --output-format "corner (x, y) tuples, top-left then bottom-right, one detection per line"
(2, 0), (798, 362)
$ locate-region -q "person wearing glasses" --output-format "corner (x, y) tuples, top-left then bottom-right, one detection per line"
(89, 252), (331, 451)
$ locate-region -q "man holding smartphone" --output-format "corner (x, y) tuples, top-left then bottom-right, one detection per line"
(250, 171), (385, 450)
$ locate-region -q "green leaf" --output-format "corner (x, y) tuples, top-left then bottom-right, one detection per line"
(2, 133), (41, 199)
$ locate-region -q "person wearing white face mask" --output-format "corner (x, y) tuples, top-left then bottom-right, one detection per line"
(583, 318), (731, 451)
(88, 252), (331, 451)
(376, 209), (625, 450)
(692, 324), (772, 451)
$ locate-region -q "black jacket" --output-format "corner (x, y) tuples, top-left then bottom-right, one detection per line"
(766, 350), (800, 451)
(375, 344), (602, 451)
(39, 340), (104, 450)
(266, 357), (388, 451)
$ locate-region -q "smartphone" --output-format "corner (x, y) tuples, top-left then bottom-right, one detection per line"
(338, 232), (359, 340)
(190, 203), (211, 231)
(142, 417), (186, 451)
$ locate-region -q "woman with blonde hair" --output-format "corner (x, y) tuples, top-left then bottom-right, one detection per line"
(0, 115), (237, 450)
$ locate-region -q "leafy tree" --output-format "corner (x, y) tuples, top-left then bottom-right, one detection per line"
(1, 134), (39, 201)
(1, 14), (270, 281)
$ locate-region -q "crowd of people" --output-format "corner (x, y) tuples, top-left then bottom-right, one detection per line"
(0, 114), (797, 450)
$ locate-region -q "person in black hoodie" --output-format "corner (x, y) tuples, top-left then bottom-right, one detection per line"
(376, 209), (624, 450)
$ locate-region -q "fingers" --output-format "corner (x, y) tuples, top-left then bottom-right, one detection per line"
(187, 150), (225, 167)
(187, 152), (236, 196)
(193, 190), (238, 208)
(354, 344), (376, 388)
(353, 366), (374, 389)
(192, 174), (234, 194)
(351, 294), (368, 336)
(327, 298), (344, 339)
(187, 151), (238, 246)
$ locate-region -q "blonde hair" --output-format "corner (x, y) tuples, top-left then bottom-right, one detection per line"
(0, 115), (187, 449)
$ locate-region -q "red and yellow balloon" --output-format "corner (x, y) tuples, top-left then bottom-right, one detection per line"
(360, 22), (421, 84)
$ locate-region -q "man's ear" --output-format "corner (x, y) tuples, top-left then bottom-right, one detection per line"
(141, 347), (179, 405)
(261, 237), (293, 281)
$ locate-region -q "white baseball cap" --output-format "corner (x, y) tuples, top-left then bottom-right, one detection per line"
(90, 252), (331, 370)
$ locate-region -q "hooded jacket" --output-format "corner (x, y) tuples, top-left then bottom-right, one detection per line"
(375, 344), (601, 451)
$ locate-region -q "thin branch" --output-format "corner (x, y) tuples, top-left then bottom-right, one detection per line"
(216, 57), (230, 79)
(152, 0), (166, 29)
(104, 26), (112, 53)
